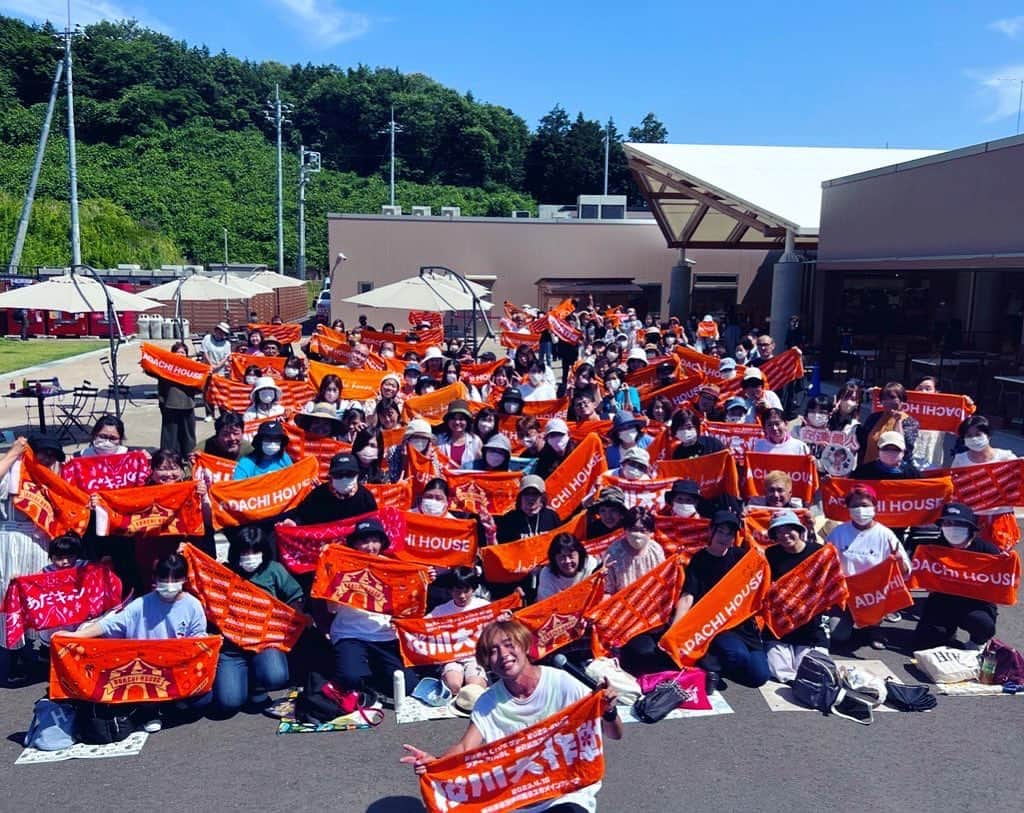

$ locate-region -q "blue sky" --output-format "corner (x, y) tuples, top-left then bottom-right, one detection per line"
(4, 1), (1024, 150)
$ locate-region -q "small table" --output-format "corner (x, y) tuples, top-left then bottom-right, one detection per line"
(6, 382), (66, 433)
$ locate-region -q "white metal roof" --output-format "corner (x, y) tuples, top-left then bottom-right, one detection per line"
(625, 142), (940, 245)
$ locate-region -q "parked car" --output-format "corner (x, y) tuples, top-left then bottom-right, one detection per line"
(315, 289), (331, 323)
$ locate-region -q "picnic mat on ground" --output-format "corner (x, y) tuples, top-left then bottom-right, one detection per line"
(931, 681), (1023, 696)
(272, 690), (384, 734)
(758, 659), (900, 712)
(396, 697), (463, 724)
(16, 732), (148, 764)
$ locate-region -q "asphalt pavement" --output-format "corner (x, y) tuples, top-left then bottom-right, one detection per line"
(0, 333), (1023, 811)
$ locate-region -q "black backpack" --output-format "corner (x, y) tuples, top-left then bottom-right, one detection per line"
(294, 672), (345, 724)
(75, 702), (136, 744)
(792, 652), (877, 725)
(791, 651), (843, 714)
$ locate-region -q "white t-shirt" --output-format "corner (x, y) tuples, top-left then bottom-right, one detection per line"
(951, 448), (1016, 468)
(427, 595), (490, 618)
(751, 437), (811, 456)
(827, 521), (910, 577)
(329, 604), (395, 642)
(471, 666), (599, 813)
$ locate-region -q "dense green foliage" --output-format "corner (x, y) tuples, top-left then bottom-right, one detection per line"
(0, 15), (669, 272)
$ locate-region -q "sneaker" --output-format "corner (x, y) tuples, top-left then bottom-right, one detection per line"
(884, 612), (903, 623)
(143, 718), (162, 733)
(203, 416), (213, 423)
(869, 638), (887, 650)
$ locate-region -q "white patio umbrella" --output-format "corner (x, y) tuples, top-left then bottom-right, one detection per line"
(206, 272), (273, 297)
(342, 275), (493, 312)
(0, 272), (163, 313)
(245, 270), (306, 289)
(144, 273), (252, 332)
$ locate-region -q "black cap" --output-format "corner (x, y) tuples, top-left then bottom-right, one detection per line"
(657, 361), (676, 375)
(254, 420), (285, 440)
(27, 432), (65, 462)
(937, 502), (978, 529)
(329, 452), (359, 476)
(501, 387), (524, 403)
(668, 479), (700, 500)
(710, 510), (741, 530)
(347, 518), (389, 548)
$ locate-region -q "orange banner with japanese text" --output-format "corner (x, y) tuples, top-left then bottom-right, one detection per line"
(870, 387), (975, 433)
(393, 593), (523, 667)
(761, 545), (848, 639)
(209, 455), (319, 528)
(653, 449), (740, 499)
(587, 556), (687, 658)
(446, 468), (521, 516)
(311, 545), (431, 617)
(515, 572), (606, 660)
(419, 692), (605, 813)
(94, 481), (205, 538)
(12, 452), (90, 538)
(821, 477), (953, 526)
(394, 511), (479, 569)
(545, 433), (608, 521)
(49, 635), (222, 703)
(192, 451), (236, 483)
(403, 382), (470, 425)
(139, 342), (210, 389)
(844, 557), (913, 628)
(659, 547), (770, 666)
(182, 544), (309, 652)
(909, 545), (1020, 605)
(743, 452), (819, 505)
(702, 420), (763, 466)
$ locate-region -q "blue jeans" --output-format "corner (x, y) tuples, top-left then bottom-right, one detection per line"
(214, 646), (290, 711)
(699, 631), (770, 688)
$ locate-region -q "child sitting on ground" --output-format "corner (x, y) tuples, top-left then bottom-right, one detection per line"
(426, 567), (491, 693)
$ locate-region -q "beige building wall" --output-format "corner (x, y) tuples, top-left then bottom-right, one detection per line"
(326, 214), (770, 328)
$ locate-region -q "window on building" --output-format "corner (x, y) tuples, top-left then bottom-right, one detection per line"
(357, 281), (374, 294)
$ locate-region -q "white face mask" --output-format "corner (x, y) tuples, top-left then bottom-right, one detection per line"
(356, 447), (377, 464)
(381, 349), (395, 359)
(258, 390), (277, 404)
(607, 379), (621, 393)
(606, 349), (619, 361)
(420, 497), (447, 516)
(155, 581), (184, 600)
(284, 367), (301, 379)
(261, 441), (282, 456)
(807, 412), (828, 428)
(548, 434), (569, 454)
(409, 437), (430, 453)
(625, 531), (648, 551)
(332, 476), (357, 494)
(445, 373), (458, 384)
(849, 505), (876, 525)
(618, 428), (638, 445)
(726, 412), (745, 423)
(503, 402), (521, 414)
(477, 419), (495, 434)
(485, 451), (507, 468)
(238, 553), (263, 573)
(676, 428), (698, 445)
(92, 438), (118, 454)
(621, 463), (645, 481)
(965, 435), (990, 452)
(941, 526), (971, 547)
(735, 350), (747, 364)
(878, 449), (903, 467)
(672, 501), (697, 518)
(529, 372), (543, 386)
(244, 375), (259, 386)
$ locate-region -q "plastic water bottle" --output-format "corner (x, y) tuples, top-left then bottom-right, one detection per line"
(979, 650), (997, 685)
(393, 669), (406, 709)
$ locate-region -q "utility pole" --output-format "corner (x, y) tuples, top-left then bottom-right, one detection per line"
(223, 227), (228, 267)
(297, 145), (320, 281)
(7, 59), (63, 275)
(994, 77), (1024, 134)
(63, 3), (83, 267)
(379, 107), (404, 207)
(264, 84), (292, 275)
(602, 118), (612, 196)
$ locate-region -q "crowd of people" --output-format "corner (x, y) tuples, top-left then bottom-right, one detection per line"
(0, 299), (1018, 810)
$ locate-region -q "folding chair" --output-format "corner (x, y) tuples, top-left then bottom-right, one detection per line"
(100, 355), (139, 408)
(55, 384), (100, 442)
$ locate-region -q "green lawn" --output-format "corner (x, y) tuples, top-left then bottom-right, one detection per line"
(0, 339), (107, 375)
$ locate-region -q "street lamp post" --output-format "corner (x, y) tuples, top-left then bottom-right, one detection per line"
(264, 84), (293, 275)
(297, 145), (321, 281)
(222, 227), (228, 267)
